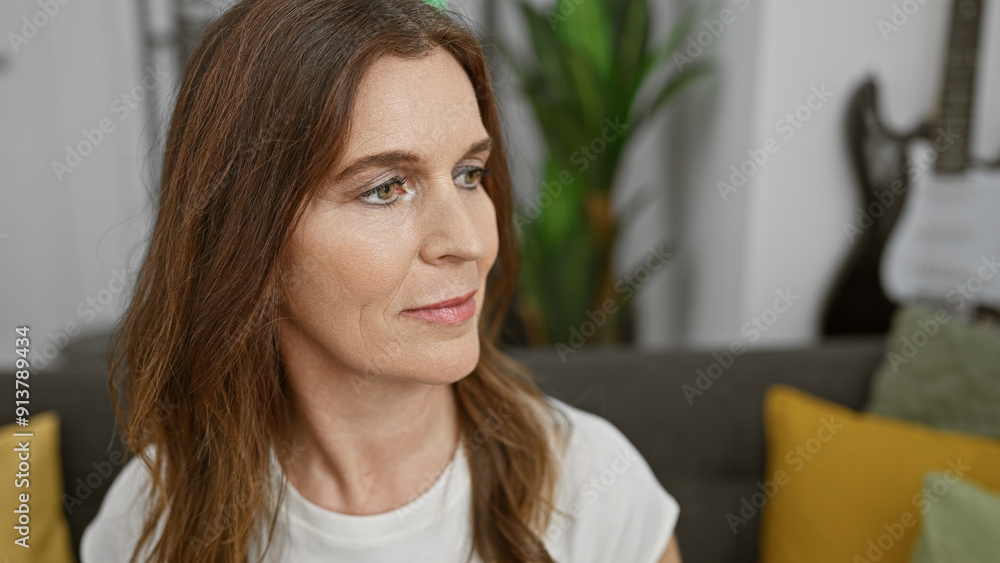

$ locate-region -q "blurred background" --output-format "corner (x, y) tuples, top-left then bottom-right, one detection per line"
(3, 2), (1000, 562)
(0, 0), (1000, 370)
(3, 0), (1000, 371)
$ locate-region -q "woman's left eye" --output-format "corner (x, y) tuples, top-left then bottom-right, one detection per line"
(455, 166), (492, 189)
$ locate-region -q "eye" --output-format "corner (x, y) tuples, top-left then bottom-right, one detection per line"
(360, 175), (407, 207)
(357, 166), (491, 209)
(455, 166), (492, 190)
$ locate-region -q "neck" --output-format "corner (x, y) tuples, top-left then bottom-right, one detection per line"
(273, 319), (461, 516)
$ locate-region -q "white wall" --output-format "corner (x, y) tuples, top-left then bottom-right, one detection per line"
(1, 0), (153, 370)
(660, 0), (763, 350)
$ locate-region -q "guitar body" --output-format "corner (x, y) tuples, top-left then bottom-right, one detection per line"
(883, 144), (1000, 308)
(821, 77), (923, 335)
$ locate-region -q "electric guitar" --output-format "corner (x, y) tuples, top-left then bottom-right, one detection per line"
(823, 0), (1000, 335)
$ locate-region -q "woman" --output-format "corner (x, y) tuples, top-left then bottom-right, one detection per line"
(81, 0), (681, 561)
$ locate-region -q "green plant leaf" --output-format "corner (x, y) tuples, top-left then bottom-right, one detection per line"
(562, 50), (606, 132)
(613, 0), (650, 110)
(555, 0), (615, 84)
(527, 97), (588, 159)
(638, 5), (695, 79)
(516, 1), (577, 109)
(537, 155), (581, 243)
(644, 59), (714, 122)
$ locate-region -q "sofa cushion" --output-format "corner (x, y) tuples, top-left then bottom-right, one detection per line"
(759, 384), (1000, 563)
(0, 411), (75, 562)
(866, 306), (1000, 439)
(909, 472), (1000, 562)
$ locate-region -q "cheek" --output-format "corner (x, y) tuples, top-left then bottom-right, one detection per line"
(285, 219), (414, 326)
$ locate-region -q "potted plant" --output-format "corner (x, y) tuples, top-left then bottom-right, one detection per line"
(498, 0), (713, 346)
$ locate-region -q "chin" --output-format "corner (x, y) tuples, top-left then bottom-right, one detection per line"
(408, 335), (481, 385)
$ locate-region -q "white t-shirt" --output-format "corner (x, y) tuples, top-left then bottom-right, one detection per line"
(81, 395), (680, 562)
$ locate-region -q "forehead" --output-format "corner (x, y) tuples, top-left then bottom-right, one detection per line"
(345, 48), (486, 159)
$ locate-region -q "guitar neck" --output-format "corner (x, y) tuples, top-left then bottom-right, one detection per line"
(935, 0), (985, 174)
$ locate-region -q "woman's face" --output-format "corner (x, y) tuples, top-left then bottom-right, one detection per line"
(277, 47), (499, 390)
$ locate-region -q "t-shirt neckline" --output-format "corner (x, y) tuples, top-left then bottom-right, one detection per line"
(269, 439), (469, 547)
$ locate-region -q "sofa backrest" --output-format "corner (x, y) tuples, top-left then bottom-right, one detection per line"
(4, 333), (885, 563)
(507, 336), (885, 562)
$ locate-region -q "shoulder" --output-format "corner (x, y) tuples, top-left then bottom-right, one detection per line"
(542, 395), (680, 563)
(80, 447), (160, 563)
(543, 394), (639, 455)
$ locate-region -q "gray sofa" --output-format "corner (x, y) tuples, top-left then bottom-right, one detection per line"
(6, 332), (886, 562)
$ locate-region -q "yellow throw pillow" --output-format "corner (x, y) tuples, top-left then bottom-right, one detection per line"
(758, 385), (1000, 563)
(0, 411), (75, 563)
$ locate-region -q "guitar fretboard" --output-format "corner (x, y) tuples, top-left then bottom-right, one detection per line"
(935, 0), (985, 174)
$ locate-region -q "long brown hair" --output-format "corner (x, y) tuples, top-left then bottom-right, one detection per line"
(108, 0), (572, 561)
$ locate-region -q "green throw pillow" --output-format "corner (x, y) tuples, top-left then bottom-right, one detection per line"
(866, 306), (1000, 438)
(910, 472), (1000, 562)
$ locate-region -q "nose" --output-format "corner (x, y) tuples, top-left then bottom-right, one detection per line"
(418, 175), (486, 264)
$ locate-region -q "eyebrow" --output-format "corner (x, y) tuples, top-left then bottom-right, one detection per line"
(333, 136), (493, 184)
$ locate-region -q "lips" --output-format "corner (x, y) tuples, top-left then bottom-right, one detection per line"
(401, 289), (477, 325)
(406, 289), (477, 311)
